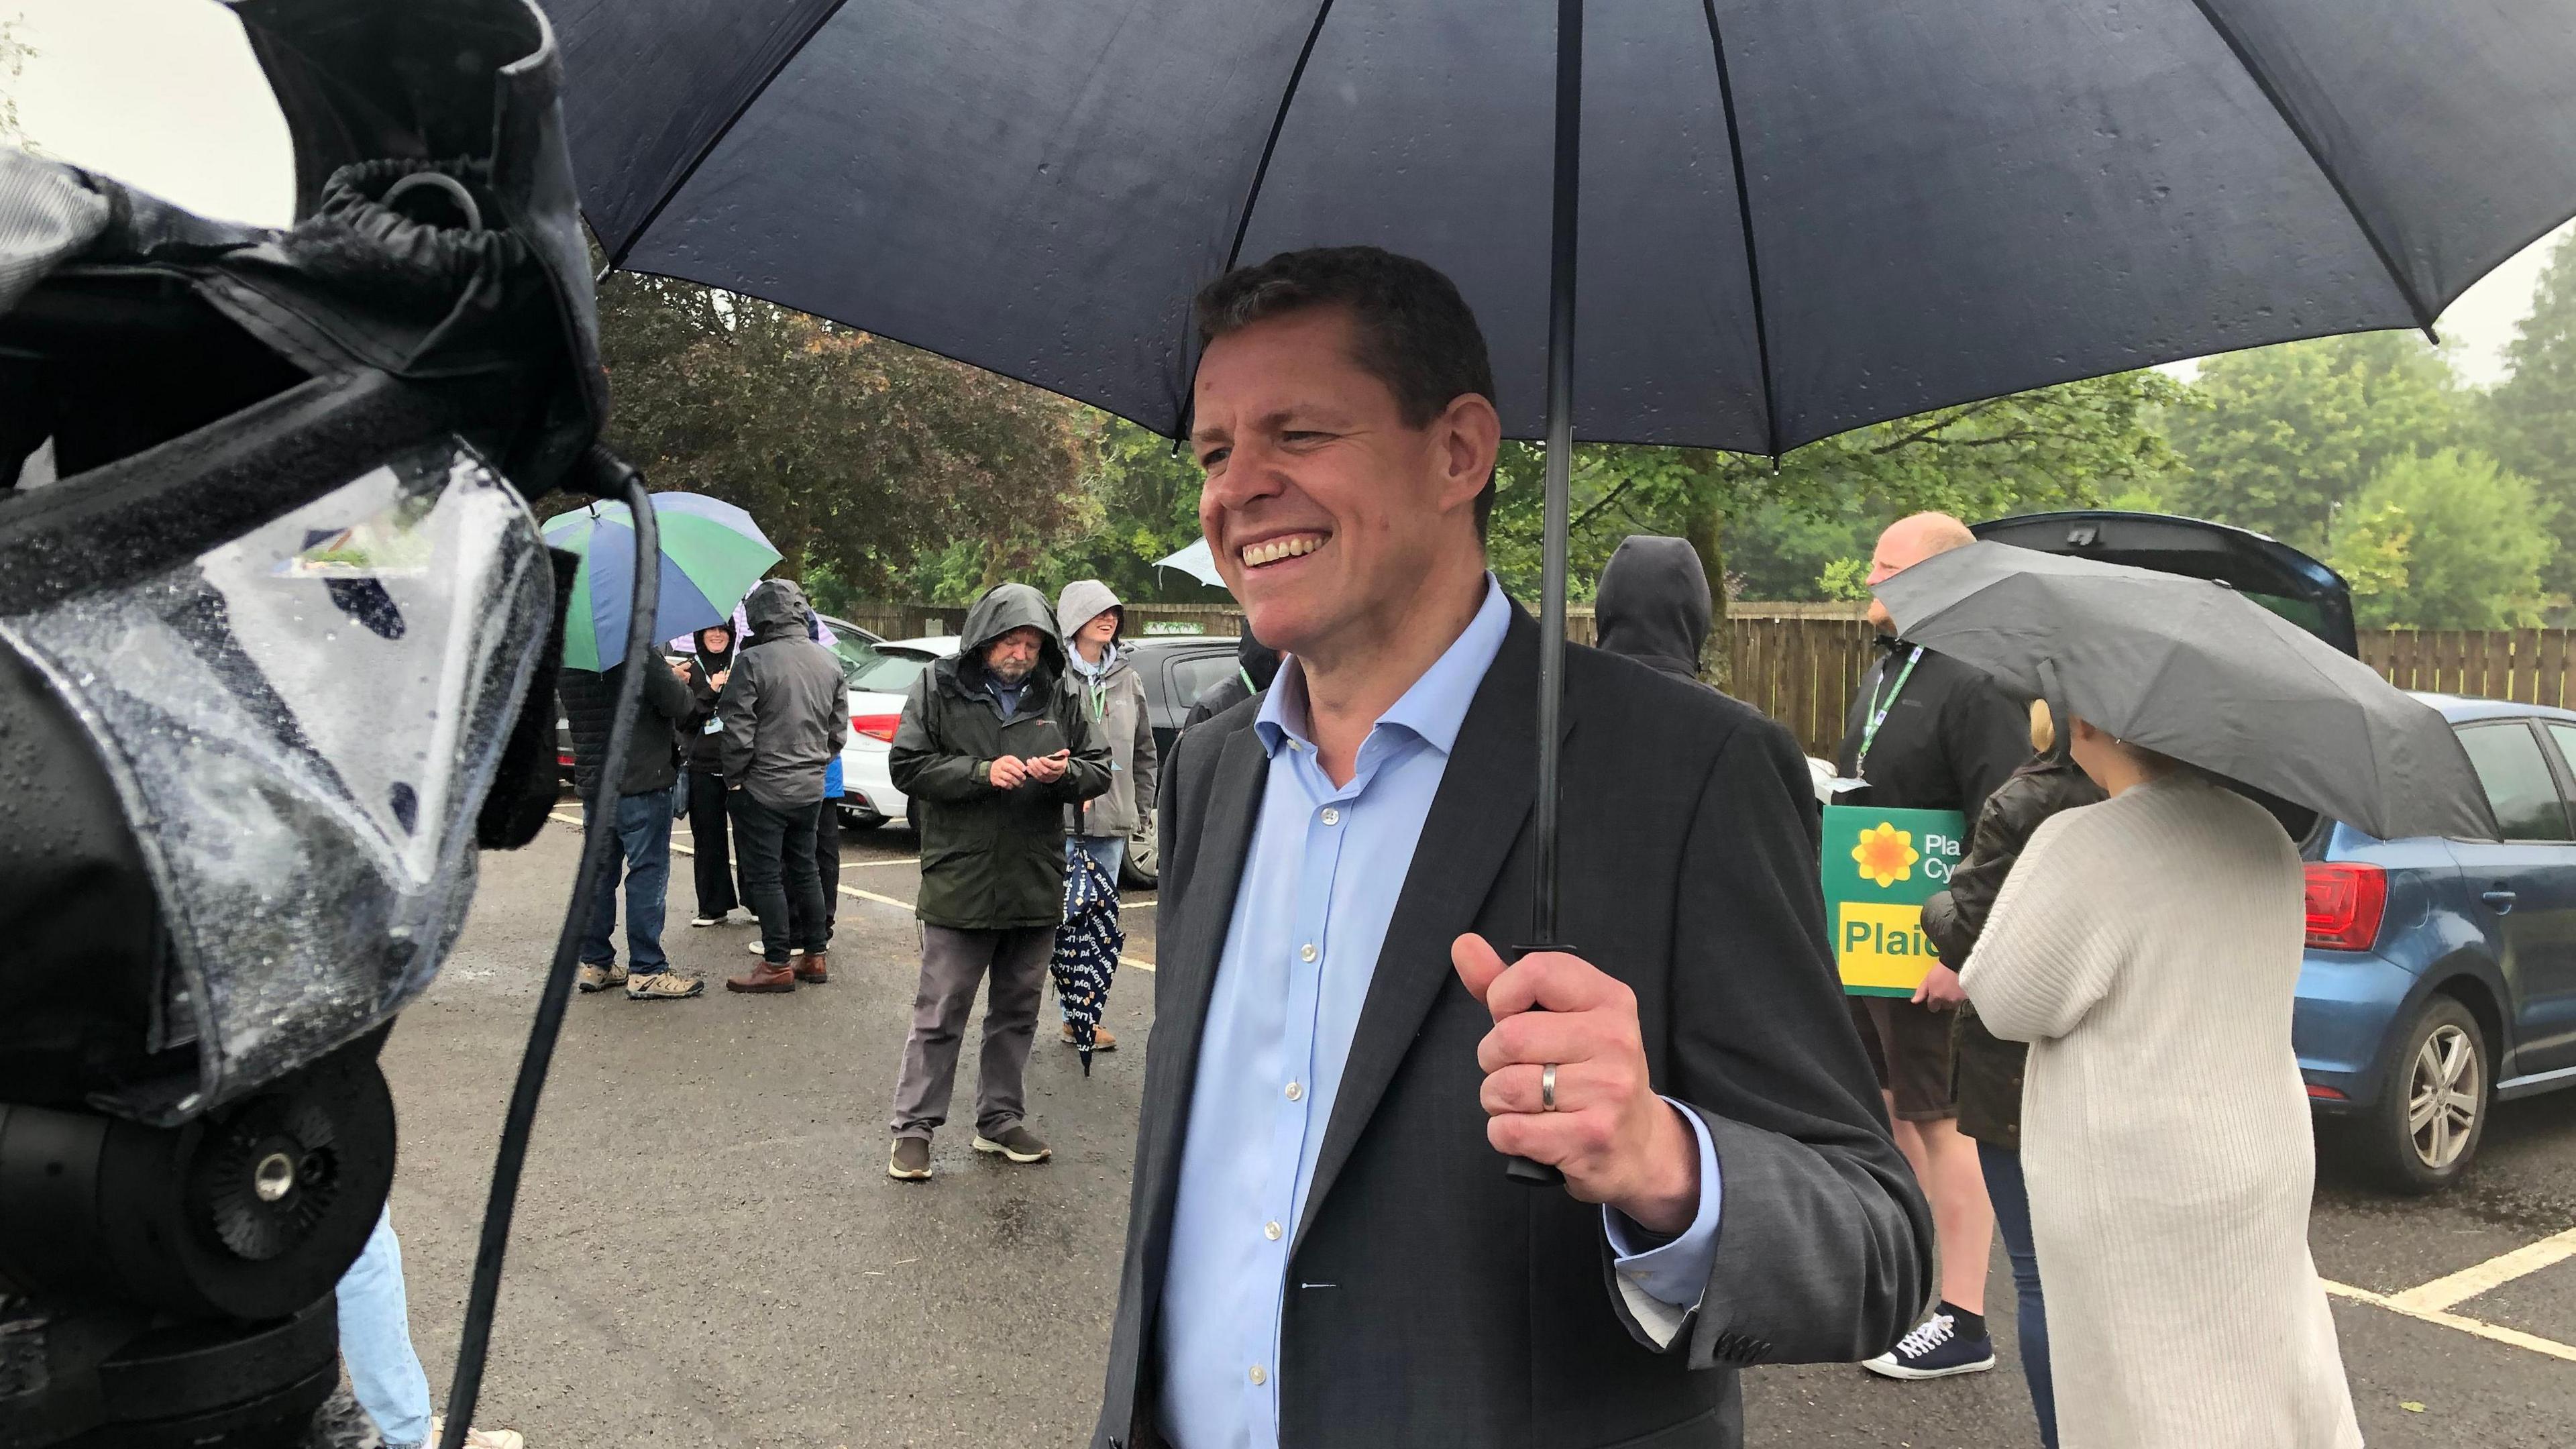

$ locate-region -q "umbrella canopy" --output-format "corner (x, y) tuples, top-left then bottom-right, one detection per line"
(557, 0), (2576, 455)
(667, 600), (837, 656)
(1874, 541), (2497, 843)
(1051, 851), (1126, 1074)
(1152, 538), (1227, 590)
(541, 493), (781, 669)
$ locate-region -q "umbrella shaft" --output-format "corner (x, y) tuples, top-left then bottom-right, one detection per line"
(1533, 0), (1582, 948)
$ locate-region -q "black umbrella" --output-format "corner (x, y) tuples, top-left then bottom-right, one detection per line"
(1874, 541), (2497, 843)
(553, 0), (2576, 1182)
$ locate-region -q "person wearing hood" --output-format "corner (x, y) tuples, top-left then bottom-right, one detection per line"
(1593, 534), (1715, 684)
(1917, 700), (2104, 1449)
(717, 578), (850, 994)
(1180, 627), (1283, 730)
(884, 581), (1112, 1181)
(676, 623), (746, 926)
(1054, 580), (1159, 1053)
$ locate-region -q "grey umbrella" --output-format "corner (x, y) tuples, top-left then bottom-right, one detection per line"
(1874, 542), (2497, 843)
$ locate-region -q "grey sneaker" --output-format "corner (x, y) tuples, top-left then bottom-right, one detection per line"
(971, 1125), (1051, 1164)
(888, 1138), (932, 1181)
(576, 961), (627, 993)
(625, 970), (704, 1001)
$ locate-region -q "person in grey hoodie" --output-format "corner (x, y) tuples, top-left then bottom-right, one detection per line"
(718, 578), (849, 994)
(1593, 534), (1714, 685)
(1053, 579), (1159, 1052)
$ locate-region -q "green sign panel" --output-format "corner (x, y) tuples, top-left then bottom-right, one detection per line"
(1820, 804), (1968, 998)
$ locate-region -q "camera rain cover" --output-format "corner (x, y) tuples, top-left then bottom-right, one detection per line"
(0, 438), (549, 1115)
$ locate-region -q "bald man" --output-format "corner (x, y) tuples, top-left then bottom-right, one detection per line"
(1837, 512), (2030, 1381)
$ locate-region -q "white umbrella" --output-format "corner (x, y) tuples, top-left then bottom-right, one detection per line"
(1152, 538), (1226, 590)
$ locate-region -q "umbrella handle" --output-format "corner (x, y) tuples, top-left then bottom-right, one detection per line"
(1501, 941), (1570, 1187)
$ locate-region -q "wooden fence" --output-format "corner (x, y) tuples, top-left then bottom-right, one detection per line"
(829, 602), (2575, 759)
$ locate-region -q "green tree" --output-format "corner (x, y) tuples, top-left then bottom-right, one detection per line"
(2332, 449), (2553, 629)
(1483, 369), (2188, 673)
(2163, 332), (2463, 553)
(590, 276), (1095, 599)
(2487, 227), (2576, 601)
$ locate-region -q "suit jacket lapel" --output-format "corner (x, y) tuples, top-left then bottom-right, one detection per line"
(1292, 610), (1548, 1255)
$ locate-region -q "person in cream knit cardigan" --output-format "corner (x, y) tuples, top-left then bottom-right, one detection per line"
(1961, 716), (2362, 1449)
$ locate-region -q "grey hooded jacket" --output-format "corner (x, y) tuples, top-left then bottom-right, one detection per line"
(1055, 580), (1159, 843)
(718, 579), (850, 809)
(1595, 535), (1713, 684)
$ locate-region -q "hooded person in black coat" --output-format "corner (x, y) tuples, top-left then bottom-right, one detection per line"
(1594, 535), (1713, 685)
(677, 623), (743, 924)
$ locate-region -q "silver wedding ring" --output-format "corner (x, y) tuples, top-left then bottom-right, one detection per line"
(1541, 1063), (1559, 1112)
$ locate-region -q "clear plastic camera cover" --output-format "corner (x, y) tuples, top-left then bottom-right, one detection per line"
(1, 440), (551, 1116)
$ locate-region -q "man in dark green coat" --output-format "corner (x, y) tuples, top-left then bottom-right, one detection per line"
(884, 582), (1112, 1181)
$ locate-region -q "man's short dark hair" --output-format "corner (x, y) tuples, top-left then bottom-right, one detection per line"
(1195, 246), (1498, 537)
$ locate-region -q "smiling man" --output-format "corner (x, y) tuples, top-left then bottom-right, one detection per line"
(1091, 247), (1929, 1449)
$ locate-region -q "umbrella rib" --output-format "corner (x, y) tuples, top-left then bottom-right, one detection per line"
(2180, 0), (2439, 341)
(1699, 0), (1782, 463)
(603, 0), (859, 272)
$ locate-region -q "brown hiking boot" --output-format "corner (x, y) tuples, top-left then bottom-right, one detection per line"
(1061, 1022), (1116, 1051)
(725, 958), (798, 994)
(793, 953), (829, 984)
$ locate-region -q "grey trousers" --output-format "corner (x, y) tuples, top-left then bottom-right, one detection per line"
(890, 924), (1056, 1140)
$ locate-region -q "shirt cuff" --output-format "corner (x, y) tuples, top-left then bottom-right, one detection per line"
(1602, 1099), (1723, 1348)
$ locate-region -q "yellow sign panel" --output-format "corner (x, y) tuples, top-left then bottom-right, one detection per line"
(1837, 900), (1942, 995)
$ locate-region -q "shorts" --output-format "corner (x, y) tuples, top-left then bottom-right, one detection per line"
(1849, 994), (1960, 1122)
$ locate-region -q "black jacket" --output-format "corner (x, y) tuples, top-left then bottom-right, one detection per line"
(676, 625), (735, 771)
(1834, 635), (2028, 824)
(1919, 753), (2106, 1146)
(559, 657), (694, 800)
(1594, 535), (1711, 682)
(1180, 631), (1281, 732)
(1097, 608), (1929, 1449)
(891, 583), (1112, 930)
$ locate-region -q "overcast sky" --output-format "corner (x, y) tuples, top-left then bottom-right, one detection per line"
(8, 0), (2568, 387)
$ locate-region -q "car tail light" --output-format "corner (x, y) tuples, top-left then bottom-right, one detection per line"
(2304, 1082), (2347, 1101)
(555, 751), (574, 767)
(2304, 863), (2387, 952)
(852, 712), (900, 743)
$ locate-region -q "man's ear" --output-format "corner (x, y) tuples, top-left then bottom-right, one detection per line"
(1437, 392), (1503, 516)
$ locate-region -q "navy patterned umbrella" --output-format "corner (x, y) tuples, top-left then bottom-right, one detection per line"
(1051, 851), (1124, 1075)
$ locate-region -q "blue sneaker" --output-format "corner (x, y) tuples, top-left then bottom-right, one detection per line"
(1862, 1309), (1997, 1379)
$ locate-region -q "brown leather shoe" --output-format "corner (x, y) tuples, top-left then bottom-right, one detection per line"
(1061, 1022), (1116, 1051)
(725, 959), (798, 994)
(793, 953), (829, 985)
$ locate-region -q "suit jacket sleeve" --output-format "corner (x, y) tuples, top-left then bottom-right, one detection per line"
(1621, 712), (1933, 1367)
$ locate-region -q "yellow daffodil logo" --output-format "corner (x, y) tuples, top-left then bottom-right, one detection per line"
(1851, 822), (1919, 888)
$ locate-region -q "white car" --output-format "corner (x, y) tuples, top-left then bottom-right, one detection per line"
(828, 634), (957, 830)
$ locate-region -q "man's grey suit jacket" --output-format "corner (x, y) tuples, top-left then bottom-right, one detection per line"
(1094, 606), (1931, 1449)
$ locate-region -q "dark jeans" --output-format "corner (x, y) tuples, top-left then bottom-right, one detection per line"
(578, 789), (672, 974)
(685, 768), (741, 918)
(729, 792), (826, 963)
(813, 802), (841, 943)
(1979, 1141), (2056, 1449)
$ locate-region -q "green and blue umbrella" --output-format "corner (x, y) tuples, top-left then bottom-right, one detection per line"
(540, 493), (781, 670)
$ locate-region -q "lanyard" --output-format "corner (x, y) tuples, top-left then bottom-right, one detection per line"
(1854, 646), (1925, 777)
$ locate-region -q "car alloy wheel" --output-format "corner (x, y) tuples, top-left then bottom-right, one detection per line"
(2407, 1022), (2483, 1173)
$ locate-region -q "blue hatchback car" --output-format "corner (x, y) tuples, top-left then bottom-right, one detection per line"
(2298, 696), (2576, 1191)
(1974, 511), (2576, 1192)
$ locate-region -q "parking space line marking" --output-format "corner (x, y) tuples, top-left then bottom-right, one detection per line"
(843, 857), (920, 868)
(549, 811), (1157, 974)
(2324, 1279), (2576, 1363)
(2387, 1225), (2576, 1313)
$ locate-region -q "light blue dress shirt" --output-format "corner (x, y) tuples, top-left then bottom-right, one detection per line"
(1154, 576), (1724, 1449)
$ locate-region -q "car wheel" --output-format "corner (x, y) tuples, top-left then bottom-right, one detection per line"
(1122, 828), (1159, 890)
(2359, 994), (2490, 1194)
(839, 806), (885, 833)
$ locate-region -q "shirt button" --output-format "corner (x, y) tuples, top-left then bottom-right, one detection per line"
(1265, 1220), (1283, 1240)
(1285, 1081), (1303, 1101)
(1299, 943), (1318, 963)
(1249, 1364), (1267, 1386)
(1320, 806), (1341, 826)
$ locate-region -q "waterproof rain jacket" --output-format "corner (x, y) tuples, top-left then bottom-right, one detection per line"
(718, 580), (849, 808)
(1056, 580), (1159, 843)
(560, 659), (693, 799)
(1920, 749), (2106, 1146)
(1594, 535), (1712, 683)
(892, 583), (1112, 930)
